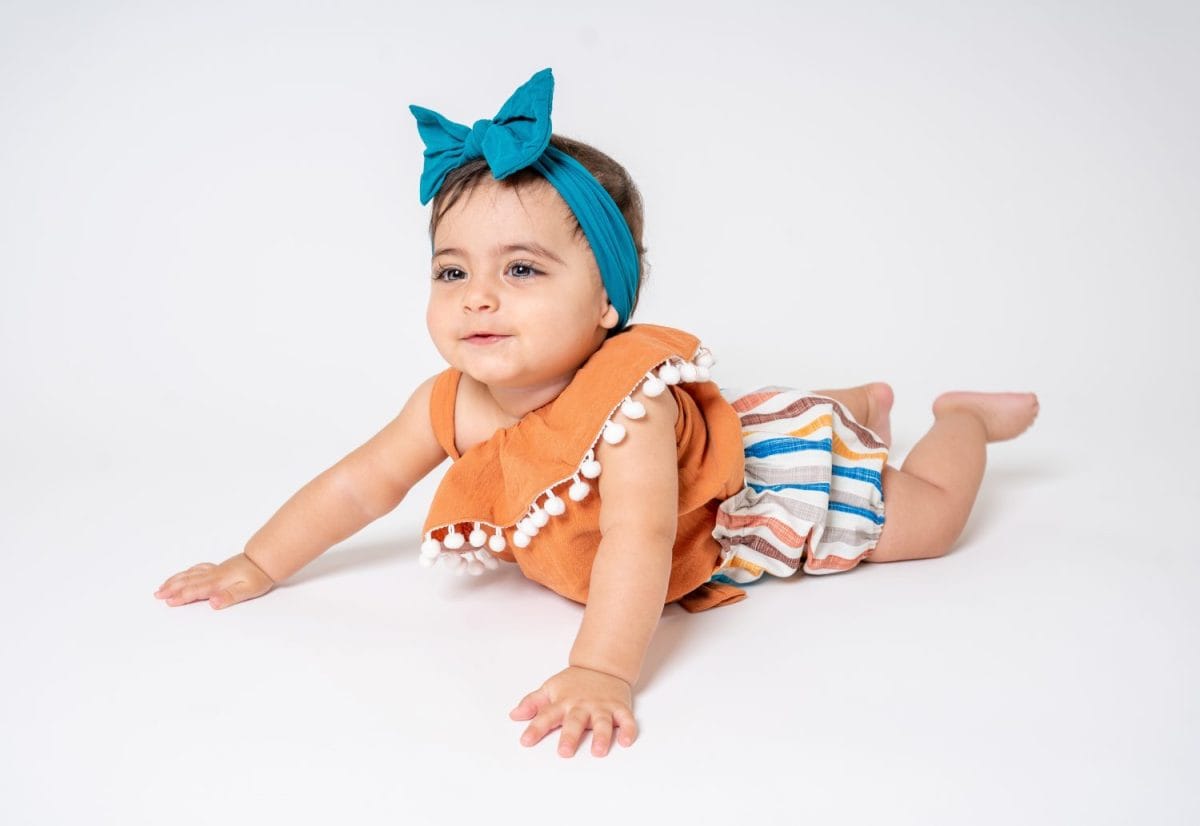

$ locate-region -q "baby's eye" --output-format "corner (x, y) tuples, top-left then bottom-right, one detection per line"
(434, 267), (465, 282)
(507, 262), (541, 279)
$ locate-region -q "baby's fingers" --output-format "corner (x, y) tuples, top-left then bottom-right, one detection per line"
(519, 704), (563, 748)
(613, 707), (638, 747)
(160, 577), (219, 607)
(154, 564), (215, 597)
(509, 689), (549, 721)
(590, 715), (614, 757)
(557, 707), (593, 758)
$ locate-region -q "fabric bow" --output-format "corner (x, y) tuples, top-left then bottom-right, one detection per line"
(409, 68), (556, 205)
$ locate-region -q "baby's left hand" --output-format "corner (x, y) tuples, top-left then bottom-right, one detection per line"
(509, 665), (638, 757)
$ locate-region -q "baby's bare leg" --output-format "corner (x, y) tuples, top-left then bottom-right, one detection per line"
(811, 382), (894, 446)
(869, 392), (1039, 563)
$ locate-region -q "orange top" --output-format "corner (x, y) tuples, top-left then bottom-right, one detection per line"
(420, 323), (750, 612)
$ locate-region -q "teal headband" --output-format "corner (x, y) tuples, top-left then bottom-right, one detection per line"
(409, 68), (639, 331)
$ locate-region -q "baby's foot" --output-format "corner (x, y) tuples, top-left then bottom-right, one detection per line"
(932, 391), (1039, 442)
(863, 382), (894, 446)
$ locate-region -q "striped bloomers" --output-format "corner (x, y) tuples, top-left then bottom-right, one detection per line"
(709, 386), (889, 586)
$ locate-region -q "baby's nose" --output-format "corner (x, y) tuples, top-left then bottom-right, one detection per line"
(463, 281), (498, 312)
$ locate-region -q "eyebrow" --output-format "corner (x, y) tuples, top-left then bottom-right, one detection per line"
(432, 242), (565, 265)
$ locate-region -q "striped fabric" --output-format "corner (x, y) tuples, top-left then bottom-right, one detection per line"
(709, 387), (889, 586)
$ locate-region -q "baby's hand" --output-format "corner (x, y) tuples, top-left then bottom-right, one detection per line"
(154, 553), (276, 610)
(509, 665), (638, 757)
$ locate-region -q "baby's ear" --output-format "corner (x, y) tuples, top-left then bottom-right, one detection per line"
(600, 303), (619, 330)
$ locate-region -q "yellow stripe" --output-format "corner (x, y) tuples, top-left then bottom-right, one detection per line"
(832, 433), (888, 462)
(729, 556), (764, 575)
(785, 414), (833, 438)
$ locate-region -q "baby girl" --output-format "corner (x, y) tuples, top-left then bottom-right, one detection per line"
(154, 68), (1038, 758)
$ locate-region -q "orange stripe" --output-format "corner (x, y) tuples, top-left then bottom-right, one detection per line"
(731, 389), (782, 414)
(715, 510), (809, 548)
(805, 550), (870, 572)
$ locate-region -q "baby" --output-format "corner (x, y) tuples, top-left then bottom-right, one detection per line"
(154, 68), (1038, 758)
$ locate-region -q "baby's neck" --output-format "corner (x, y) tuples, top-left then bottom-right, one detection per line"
(481, 374), (574, 424)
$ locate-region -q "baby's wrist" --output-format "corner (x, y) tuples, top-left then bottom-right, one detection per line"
(241, 551), (278, 584)
(567, 661), (634, 688)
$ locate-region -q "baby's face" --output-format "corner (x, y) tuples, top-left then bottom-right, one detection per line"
(426, 176), (618, 391)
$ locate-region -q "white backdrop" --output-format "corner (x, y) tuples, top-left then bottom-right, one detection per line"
(2, 1), (1197, 824)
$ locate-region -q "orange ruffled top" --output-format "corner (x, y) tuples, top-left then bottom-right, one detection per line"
(418, 323), (750, 612)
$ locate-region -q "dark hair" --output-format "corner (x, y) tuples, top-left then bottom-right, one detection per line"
(428, 134), (649, 325)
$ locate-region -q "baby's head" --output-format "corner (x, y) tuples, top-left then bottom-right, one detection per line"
(425, 134), (647, 389)
(411, 69), (647, 393)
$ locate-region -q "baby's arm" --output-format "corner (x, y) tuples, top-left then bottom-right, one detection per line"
(154, 374), (448, 609)
(509, 385), (679, 757)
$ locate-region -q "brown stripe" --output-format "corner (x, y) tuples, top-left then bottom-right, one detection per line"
(723, 490), (827, 525)
(740, 394), (828, 427)
(718, 533), (802, 571)
(819, 524), (882, 547)
(828, 490), (882, 512)
(743, 463), (830, 486)
(713, 510), (810, 548)
(827, 399), (887, 450)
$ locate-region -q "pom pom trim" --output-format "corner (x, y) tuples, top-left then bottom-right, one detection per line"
(418, 344), (716, 573)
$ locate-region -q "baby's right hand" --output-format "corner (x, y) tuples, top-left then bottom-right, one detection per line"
(154, 553), (276, 610)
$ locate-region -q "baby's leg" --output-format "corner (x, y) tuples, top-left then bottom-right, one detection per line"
(811, 382), (894, 446)
(869, 391), (1039, 563)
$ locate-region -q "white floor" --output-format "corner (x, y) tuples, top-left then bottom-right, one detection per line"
(2, 3), (1197, 824)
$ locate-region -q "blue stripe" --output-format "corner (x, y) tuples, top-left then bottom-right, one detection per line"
(829, 501), (885, 525)
(832, 464), (883, 493)
(744, 437), (832, 460)
(711, 572), (765, 587)
(748, 482), (830, 494)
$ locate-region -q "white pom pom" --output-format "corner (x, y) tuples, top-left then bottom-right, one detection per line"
(447, 553), (466, 573)
(580, 459), (602, 479)
(696, 351), (714, 368)
(641, 376), (666, 397)
(476, 549), (500, 570)
(513, 529), (531, 548)
(466, 559), (484, 576)
(679, 362), (698, 382)
(602, 420), (626, 444)
(621, 398), (646, 419)
(420, 538), (442, 559)
(518, 517), (539, 536)
(658, 363), (681, 385)
(443, 530), (465, 550)
(488, 533), (507, 552)
(544, 494), (566, 516)
(695, 365), (710, 381)
(569, 479), (591, 501)
(418, 554), (437, 568)
(530, 506), (549, 527)
(468, 527), (487, 547)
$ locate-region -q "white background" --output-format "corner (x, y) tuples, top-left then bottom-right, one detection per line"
(1, 1), (1197, 824)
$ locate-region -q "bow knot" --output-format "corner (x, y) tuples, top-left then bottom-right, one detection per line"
(460, 118), (494, 162)
(409, 69), (555, 205)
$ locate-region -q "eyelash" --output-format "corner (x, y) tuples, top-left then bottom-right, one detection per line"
(432, 261), (542, 282)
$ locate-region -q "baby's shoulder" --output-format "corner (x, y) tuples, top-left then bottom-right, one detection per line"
(450, 372), (521, 457)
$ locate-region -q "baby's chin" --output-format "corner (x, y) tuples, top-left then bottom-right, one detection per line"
(459, 359), (589, 394)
